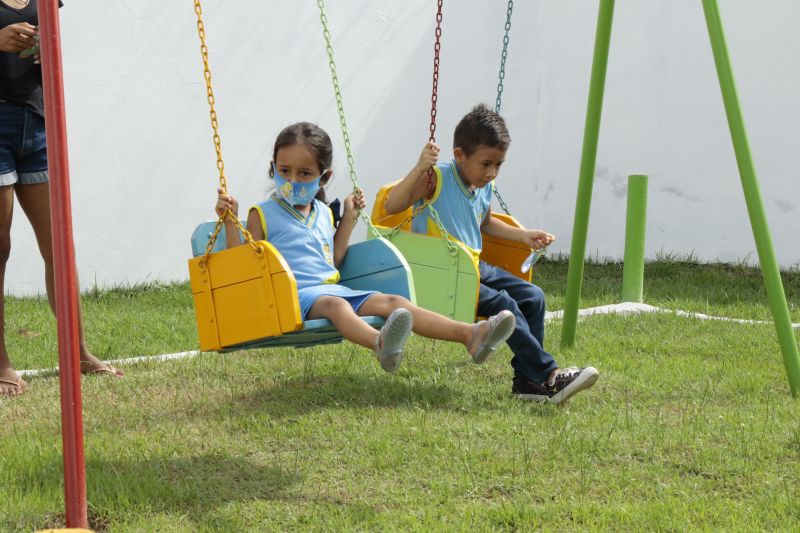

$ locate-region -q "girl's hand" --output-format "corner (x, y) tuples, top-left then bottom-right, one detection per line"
(415, 142), (440, 174)
(0, 23), (37, 53)
(215, 187), (239, 219)
(343, 188), (366, 223)
(523, 229), (555, 250)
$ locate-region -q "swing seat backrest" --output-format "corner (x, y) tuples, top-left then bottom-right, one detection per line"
(371, 182), (534, 282)
(480, 213), (534, 283)
(370, 181), (533, 322)
(371, 184), (480, 323)
(189, 221), (415, 352)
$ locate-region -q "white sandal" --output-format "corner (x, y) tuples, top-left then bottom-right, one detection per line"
(469, 310), (515, 364)
(375, 308), (413, 372)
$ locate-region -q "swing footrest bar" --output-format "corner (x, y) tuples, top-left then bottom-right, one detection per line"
(220, 316), (385, 352)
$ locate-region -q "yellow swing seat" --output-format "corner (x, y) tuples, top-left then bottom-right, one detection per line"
(189, 221), (415, 352)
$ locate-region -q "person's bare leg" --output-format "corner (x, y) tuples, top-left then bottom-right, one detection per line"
(357, 294), (498, 357)
(0, 184), (26, 396)
(15, 183), (122, 376)
(307, 296), (381, 349)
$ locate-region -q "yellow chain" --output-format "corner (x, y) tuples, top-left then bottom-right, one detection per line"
(193, 0), (261, 267)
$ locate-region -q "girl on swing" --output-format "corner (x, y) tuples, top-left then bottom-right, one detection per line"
(215, 122), (515, 372)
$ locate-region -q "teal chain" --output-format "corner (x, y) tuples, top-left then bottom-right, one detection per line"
(316, 0), (380, 237)
(493, 0), (514, 216)
(495, 0), (513, 113)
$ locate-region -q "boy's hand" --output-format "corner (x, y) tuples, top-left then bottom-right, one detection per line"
(216, 187), (238, 219)
(414, 142), (440, 174)
(343, 188), (366, 223)
(522, 229), (555, 250)
(0, 23), (37, 53)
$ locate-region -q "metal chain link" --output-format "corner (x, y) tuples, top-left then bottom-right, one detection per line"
(493, 182), (513, 216)
(429, 0), (443, 143)
(368, 0), (454, 255)
(492, 0), (514, 216)
(193, 0), (261, 267)
(316, 0), (380, 238)
(495, 0), (513, 114)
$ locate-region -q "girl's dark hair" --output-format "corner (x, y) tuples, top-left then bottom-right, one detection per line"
(271, 122), (333, 202)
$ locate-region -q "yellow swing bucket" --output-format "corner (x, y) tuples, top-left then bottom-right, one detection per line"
(188, 240), (303, 351)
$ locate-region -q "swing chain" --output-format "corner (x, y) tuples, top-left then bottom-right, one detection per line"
(494, 184), (513, 216)
(429, 0), (443, 143)
(495, 0), (513, 113)
(383, 0), (455, 255)
(493, 0), (514, 216)
(427, 203), (459, 254)
(317, 0), (381, 239)
(193, 0), (261, 265)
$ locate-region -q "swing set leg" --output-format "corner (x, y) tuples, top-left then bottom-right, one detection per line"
(560, 0), (615, 349)
(561, 0), (800, 396)
(702, 0), (800, 396)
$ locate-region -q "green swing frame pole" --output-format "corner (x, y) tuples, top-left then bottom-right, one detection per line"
(560, 0), (615, 348)
(622, 175), (648, 303)
(702, 0), (800, 396)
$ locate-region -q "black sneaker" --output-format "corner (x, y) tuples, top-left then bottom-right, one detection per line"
(512, 366), (599, 404)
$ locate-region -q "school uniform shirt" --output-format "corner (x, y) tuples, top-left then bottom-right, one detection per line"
(411, 159), (493, 260)
(250, 196), (376, 318)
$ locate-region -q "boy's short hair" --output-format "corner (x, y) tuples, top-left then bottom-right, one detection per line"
(453, 104), (511, 155)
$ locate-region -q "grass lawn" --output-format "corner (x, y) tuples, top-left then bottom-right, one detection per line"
(1, 259), (799, 532)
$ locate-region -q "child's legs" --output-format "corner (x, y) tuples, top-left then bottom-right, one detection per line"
(357, 293), (472, 346)
(307, 296), (381, 350)
(478, 263), (557, 383)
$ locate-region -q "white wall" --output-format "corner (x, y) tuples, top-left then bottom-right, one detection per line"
(6, 0), (799, 295)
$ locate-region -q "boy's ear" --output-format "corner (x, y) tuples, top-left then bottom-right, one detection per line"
(453, 147), (465, 163)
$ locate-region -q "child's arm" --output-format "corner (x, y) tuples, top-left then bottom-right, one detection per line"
(333, 188), (366, 267)
(481, 207), (555, 250)
(215, 188), (265, 248)
(384, 142), (440, 214)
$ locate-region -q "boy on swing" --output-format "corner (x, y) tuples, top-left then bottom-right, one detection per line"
(385, 104), (598, 404)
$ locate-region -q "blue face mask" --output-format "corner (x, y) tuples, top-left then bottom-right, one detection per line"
(272, 163), (327, 206)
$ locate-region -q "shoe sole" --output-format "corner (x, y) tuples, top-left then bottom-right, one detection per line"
(378, 309), (413, 373)
(512, 392), (551, 403)
(472, 311), (515, 365)
(549, 367), (599, 405)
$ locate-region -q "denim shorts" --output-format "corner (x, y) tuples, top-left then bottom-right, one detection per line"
(0, 101), (49, 187)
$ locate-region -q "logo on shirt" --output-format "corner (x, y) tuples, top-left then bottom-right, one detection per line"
(322, 243), (333, 265)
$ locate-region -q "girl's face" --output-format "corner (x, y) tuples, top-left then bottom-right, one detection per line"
(273, 144), (329, 184)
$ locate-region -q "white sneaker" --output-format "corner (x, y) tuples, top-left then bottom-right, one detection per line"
(374, 308), (413, 372)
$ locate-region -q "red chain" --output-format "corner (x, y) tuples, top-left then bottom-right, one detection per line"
(429, 0), (443, 143)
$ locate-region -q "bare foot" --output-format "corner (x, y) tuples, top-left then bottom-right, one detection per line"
(79, 355), (124, 377)
(0, 366), (27, 397)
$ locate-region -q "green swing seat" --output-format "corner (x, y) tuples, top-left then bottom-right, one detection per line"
(370, 183), (533, 324)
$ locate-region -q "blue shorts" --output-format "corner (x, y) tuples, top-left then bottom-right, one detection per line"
(298, 283), (377, 319)
(0, 102), (49, 187)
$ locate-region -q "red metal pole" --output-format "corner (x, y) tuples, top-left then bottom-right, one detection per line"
(37, 0), (88, 527)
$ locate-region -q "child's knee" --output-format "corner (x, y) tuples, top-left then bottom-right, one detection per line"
(383, 294), (411, 309)
(528, 284), (545, 304)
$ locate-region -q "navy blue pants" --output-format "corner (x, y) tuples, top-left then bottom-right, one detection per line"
(477, 262), (558, 384)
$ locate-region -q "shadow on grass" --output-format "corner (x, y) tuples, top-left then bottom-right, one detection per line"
(222, 370), (461, 420)
(24, 453), (301, 532)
